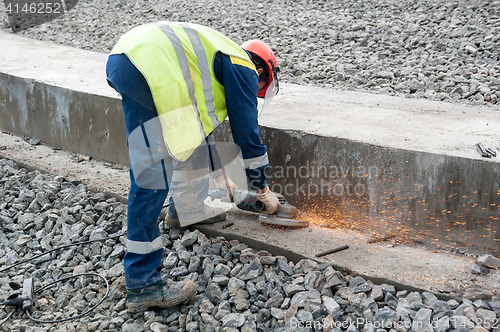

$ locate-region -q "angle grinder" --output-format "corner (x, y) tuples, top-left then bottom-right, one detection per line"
(208, 189), (309, 228)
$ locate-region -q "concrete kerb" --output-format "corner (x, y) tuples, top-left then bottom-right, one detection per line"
(0, 72), (128, 166)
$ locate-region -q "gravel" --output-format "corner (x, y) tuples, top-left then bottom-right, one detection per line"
(1, 157), (500, 331)
(1, 0), (499, 106)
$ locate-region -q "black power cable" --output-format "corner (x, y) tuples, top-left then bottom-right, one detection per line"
(25, 273), (109, 324)
(0, 308), (15, 326)
(0, 232), (126, 326)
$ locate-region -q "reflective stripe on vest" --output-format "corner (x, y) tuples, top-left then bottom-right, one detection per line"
(179, 23), (220, 129)
(110, 22), (256, 161)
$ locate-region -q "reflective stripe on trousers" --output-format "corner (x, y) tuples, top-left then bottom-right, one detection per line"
(107, 54), (166, 289)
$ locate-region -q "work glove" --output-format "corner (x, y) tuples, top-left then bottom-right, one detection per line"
(257, 186), (279, 215)
(214, 171), (238, 202)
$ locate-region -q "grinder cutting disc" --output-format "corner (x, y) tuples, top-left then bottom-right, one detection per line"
(258, 214), (309, 228)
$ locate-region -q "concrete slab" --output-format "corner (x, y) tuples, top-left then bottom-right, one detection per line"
(265, 83), (500, 162)
(0, 29), (116, 97)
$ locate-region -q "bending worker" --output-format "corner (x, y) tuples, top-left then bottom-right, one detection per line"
(106, 21), (281, 311)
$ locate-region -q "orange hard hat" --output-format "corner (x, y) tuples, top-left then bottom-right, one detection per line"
(241, 40), (280, 98)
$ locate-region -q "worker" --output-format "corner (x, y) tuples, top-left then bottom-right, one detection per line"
(105, 21), (281, 311)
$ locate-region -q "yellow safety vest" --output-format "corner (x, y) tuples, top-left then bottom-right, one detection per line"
(110, 22), (256, 161)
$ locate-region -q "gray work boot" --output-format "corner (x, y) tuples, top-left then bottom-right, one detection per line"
(165, 206), (227, 227)
(126, 280), (196, 311)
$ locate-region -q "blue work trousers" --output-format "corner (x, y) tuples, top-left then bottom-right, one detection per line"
(106, 54), (219, 289)
(106, 54), (168, 289)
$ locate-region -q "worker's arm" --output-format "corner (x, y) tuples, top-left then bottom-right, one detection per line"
(214, 52), (269, 190)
